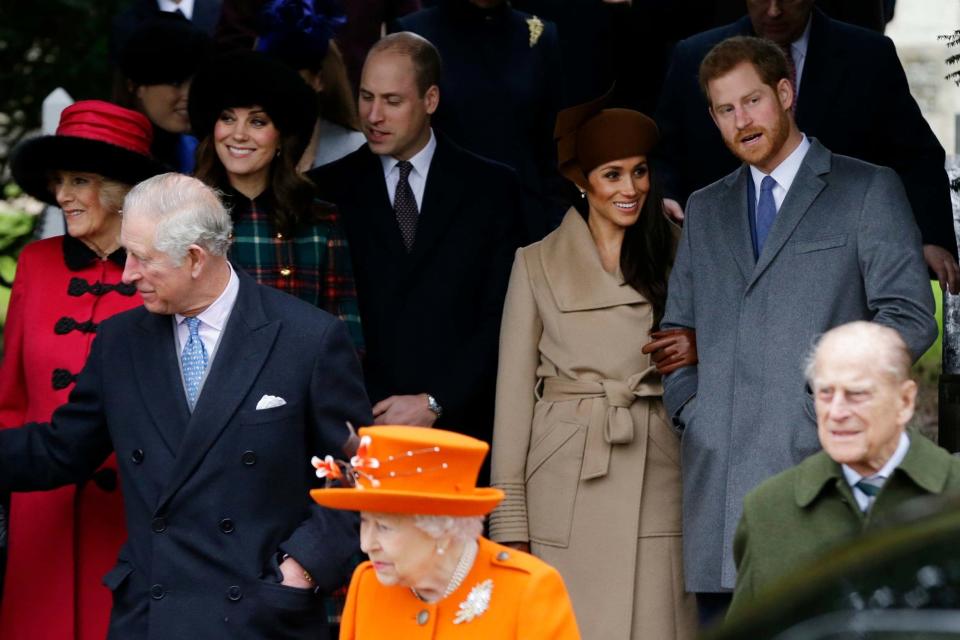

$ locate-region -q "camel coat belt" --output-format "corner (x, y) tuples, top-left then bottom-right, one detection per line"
(539, 372), (662, 480)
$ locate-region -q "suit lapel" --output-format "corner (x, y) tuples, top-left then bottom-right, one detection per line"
(356, 146), (408, 259)
(156, 271), (279, 511)
(132, 312), (189, 456)
(718, 167), (756, 282)
(406, 137), (463, 269)
(749, 141), (829, 286)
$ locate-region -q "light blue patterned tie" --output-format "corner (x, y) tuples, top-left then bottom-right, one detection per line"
(181, 316), (208, 409)
(756, 175), (778, 256)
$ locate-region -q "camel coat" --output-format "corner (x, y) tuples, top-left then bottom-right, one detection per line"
(489, 210), (697, 640)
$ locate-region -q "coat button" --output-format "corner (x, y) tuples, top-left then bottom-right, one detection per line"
(219, 518), (235, 534)
(241, 451), (257, 466)
(131, 449), (145, 464)
(152, 517), (167, 533)
(227, 585), (242, 601)
(151, 584), (165, 600)
(417, 610), (429, 625)
(496, 551), (510, 561)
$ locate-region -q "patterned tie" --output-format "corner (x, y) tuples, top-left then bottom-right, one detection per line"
(394, 160), (419, 251)
(181, 316), (209, 409)
(756, 176), (778, 257)
(855, 477), (884, 512)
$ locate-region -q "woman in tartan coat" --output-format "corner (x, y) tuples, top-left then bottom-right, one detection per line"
(190, 49), (363, 350)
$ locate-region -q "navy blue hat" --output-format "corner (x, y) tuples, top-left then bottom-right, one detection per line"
(256, 0), (347, 71)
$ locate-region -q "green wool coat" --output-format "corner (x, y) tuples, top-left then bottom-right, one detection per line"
(729, 431), (960, 618)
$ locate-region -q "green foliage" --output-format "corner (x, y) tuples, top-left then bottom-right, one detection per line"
(0, 0), (131, 179)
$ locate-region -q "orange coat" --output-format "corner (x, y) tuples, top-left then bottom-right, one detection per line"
(340, 537), (580, 639)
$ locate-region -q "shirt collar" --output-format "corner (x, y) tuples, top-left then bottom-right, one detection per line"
(380, 128), (437, 181)
(157, 0), (194, 19)
(175, 262), (239, 332)
(749, 134), (811, 195)
(842, 432), (911, 487)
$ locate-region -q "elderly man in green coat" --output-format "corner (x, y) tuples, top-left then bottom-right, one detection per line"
(729, 321), (960, 618)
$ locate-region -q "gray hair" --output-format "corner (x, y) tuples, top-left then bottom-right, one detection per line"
(803, 321), (912, 385)
(413, 515), (484, 543)
(123, 172), (232, 263)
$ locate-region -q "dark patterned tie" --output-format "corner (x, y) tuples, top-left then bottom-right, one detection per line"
(394, 161), (418, 251)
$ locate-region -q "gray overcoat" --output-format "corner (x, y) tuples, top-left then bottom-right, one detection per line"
(661, 139), (937, 592)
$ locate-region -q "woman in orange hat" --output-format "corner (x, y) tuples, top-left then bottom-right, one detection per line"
(311, 426), (581, 639)
(2, 100), (165, 639)
(488, 94), (699, 639)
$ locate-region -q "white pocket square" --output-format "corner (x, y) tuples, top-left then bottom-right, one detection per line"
(256, 395), (287, 410)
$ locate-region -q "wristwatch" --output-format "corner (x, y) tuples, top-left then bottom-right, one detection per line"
(426, 394), (443, 418)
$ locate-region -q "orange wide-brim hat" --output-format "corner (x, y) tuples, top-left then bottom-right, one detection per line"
(310, 426), (504, 517)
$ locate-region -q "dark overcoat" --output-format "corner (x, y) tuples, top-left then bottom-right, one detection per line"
(0, 268), (372, 639)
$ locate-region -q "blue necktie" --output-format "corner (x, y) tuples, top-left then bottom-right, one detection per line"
(756, 175), (778, 256)
(394, 160), (418, 251)
(181, 316), (208, 409)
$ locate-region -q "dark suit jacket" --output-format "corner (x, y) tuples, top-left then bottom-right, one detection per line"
(654, 7), (957, 257)
(729, 432), (960, 618)
(308, 135), (524, 450)
(111, 0), (223, 61)
(393, 0), (564, 240)
(0, 269), (372, 639)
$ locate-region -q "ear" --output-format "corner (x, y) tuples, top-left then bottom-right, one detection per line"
(186, 244), (208, 279)
(424, 85), (440, 115)
(707, 104), (720, 129)
(897, 379), (918, 427)
(776, 77), (795, 112)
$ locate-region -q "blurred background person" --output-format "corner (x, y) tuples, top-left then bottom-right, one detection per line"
(255, 0), (366, 170)
(189, 49), (363, 349)
(311, 426), (581, 639)
(489, 93), (698, 639)
(1, 100), (165, 640)
(116, 15), (214, 172)
(392, 0), (564, 241)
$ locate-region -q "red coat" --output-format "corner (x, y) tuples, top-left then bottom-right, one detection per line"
(0, 236), (141, 640)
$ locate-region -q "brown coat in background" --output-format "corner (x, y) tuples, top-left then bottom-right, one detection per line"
(489, 210), (696, 640)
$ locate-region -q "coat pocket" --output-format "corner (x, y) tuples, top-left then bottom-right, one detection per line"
(102, 560), (134, 591)
(525, 421), (585, 548)
(792, 234), (847, 254)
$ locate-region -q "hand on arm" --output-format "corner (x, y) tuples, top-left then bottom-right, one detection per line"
(372, 394), (438, 427)
(663, 198), (685, 224)
(642, 328), (698, 375)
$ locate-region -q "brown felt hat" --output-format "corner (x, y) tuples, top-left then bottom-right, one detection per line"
(555, 91), (659, 190)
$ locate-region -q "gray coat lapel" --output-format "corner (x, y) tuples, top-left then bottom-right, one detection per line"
(749, 140), (830, 287)
(156, 271), (279, 511)
(718, 167), (756, 282)
(132, 312), (189, 456)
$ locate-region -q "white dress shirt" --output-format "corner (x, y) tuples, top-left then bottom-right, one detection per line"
(750, 134), (811, 211)
(380, 129), (437, 212)
(158, 0), (194, 19)
(842, 432), (911, 512)
(174, 262), (239, 362)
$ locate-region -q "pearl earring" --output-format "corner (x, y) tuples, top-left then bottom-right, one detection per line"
(436, 545), (445, 556)
(579, 190), (586, 199)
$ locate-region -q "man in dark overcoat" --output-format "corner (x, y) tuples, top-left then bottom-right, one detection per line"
(0, 173), (372, 639)
(308, 32), (524, 472)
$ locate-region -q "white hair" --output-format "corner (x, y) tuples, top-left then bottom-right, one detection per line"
(803, 321), (912, 385)
(123, 172), (232, 263)
(412, 515), (484, 543)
